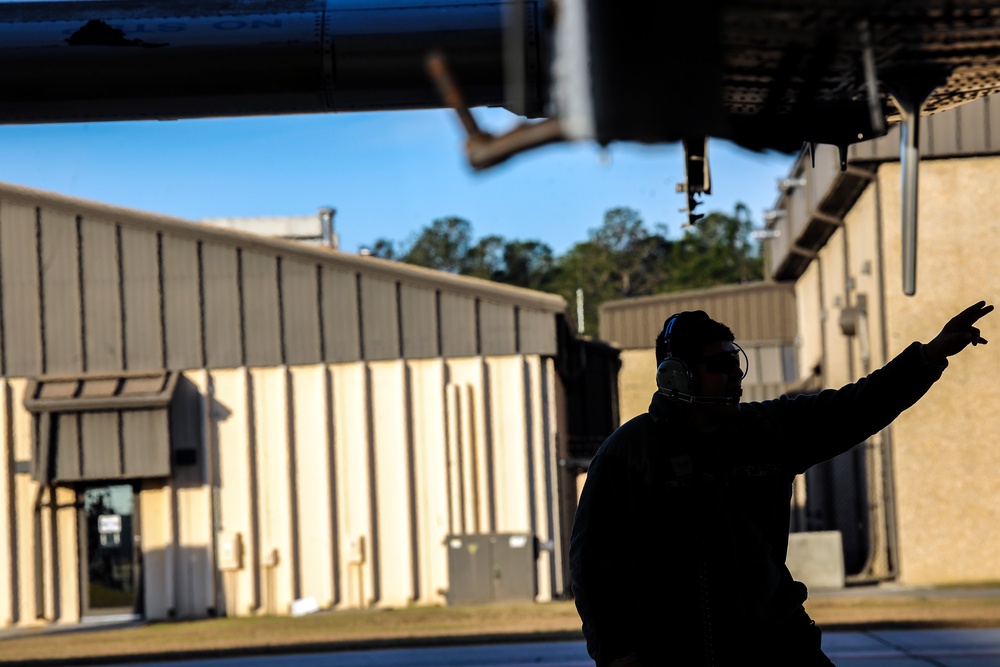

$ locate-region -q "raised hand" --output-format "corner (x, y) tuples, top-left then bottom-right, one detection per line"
(923, 300), (994, 365)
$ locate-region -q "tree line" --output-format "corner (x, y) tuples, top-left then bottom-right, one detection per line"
(366, 204), (763, 335)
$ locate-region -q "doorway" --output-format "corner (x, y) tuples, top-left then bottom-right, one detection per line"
(80, 484), (141, 619)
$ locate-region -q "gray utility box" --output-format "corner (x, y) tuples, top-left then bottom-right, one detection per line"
(445, 533), (536, 605)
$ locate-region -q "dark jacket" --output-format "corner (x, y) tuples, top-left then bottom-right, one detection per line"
(569, 342), (945, 666)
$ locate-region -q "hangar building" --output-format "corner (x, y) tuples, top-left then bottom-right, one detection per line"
(0, 183), (611, 628)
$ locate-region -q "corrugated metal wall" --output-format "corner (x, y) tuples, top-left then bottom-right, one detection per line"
(0, 184), (565, 378)
(128, 357), (563, 620)
(599, 282), (799, 421)
(0, 183), (570, 627)
(767, 96), (1000, 282)
(599, 282), (798, 349)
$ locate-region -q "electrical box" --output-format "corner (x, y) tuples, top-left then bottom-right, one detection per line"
(445, 533), (536, 605)
(218, 532), (243, 571)
(491, 533), (536, 603)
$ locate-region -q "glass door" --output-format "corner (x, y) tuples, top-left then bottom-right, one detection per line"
(80, 484), (141, 619)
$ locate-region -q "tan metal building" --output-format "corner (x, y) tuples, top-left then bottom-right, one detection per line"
(0, 182), (584, 628)
(599, 281), (799, 423)
(763, 94), (1000, 585)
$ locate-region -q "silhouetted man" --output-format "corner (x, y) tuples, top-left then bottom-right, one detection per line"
(569, 301), (993, 666)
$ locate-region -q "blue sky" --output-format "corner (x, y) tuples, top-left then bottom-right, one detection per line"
(0, 107), (796, 256)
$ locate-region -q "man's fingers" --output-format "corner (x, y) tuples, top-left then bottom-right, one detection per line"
(972, 303), (995, 322)
(966, 302), (994, 323)
(953, 301), (993, 328)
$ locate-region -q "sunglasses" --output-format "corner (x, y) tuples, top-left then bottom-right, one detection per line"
(697, 346), (748, 378)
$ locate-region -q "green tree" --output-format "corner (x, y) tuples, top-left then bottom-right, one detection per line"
(368, 219), (557, 291)
(665, 203), (763, 290)
(464, 234), (506, 280)
(362, 203), (761, 337)
(551, 207), (671, 334)
(367, 238), (398, 259)
(496, 240), (556, 291)
(401, 216), (473, 273)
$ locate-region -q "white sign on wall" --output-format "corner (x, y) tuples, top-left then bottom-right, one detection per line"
(97, 514), (122, 535)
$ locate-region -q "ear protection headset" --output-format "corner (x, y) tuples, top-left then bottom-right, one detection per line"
(656, 314), (698, 400)
(656, 312), (744, 405)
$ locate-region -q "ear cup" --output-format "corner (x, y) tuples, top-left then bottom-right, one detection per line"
(656, 357), (694, 396)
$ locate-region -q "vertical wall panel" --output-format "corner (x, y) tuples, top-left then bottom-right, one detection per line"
(12, 379), (39, 622)
(525, 355), (558, 601)
(950, 103), (986, 152)
(919, 114), (933, 155)
(485, 356), (530, 533)
(41, 492), (56, 620)
(478, 301), (516, 356)
(138, 479), (173, 620)
(281, 260), (322, 366)
(444, 383), (465, 535)
(161, 236), (203, 370)
(289, 366), (334, 609)
(80, 218), (123, 371)
(540, 357), (563, 598)
(439, 293), (476, 358)
(54, 414), (80, 481)
(171, 371), (214, 619)
(399, 285), (437, 358)
(80, 412), (120, 479)
(120, 227), (163, 370)
(242, 252), (282, 367)
(212, 369), (257, 616)
(330, 362), (373, 609)
(122, 411), (169, 478)
(446, 359), (491, 533)
(39, 209), (82, 374)
(359, 276), (399, 361)
(201, 244), (242, 369)
(407, 359), (448, 605)
(0, 203), (42, 376)
(518, 309), (557, 356)
(321, 268), (360, 363)
(250, 368), (294, 614)
(984, 95), (1000, 153)
(368, 361), (415, 607)
(795, 261), (824, 379)
(54, 485), (79, 624)
(0, 380), (13, 624)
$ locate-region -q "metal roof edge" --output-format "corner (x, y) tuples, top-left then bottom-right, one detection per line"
(598, 281), (794, 312)
(0, 181), (568, 313)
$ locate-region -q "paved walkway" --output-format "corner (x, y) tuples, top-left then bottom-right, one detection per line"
(825, 628), (1000, 665)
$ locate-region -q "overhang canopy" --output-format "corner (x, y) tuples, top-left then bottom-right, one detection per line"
(24, 370), (197, 483)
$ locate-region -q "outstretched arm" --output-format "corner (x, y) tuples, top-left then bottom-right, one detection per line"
(922, 301), (994, 366)
(768, 300), (993, 472)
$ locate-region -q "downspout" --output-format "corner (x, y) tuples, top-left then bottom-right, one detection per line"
(840, 218), (877, 585)
(873, 171), (900, 580)
(846, 304), (883, 585)
(205, 375), (221, 616)
(845, 168), (898, 584)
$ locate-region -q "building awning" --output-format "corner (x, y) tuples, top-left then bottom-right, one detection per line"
(24, 370), (198, 483)
(25, 370), (179, 413)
